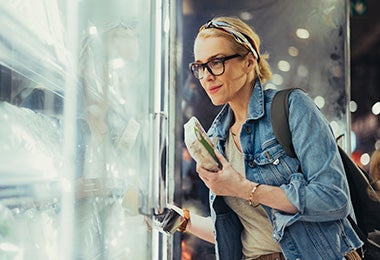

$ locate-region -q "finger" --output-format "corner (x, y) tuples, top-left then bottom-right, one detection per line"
(199, 175), (208, 183)
(196, 167), (210, 182)
(196, 164), (204, 174)
(197, 169), (208, 181)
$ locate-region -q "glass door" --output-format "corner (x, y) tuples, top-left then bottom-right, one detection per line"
(0, 0), (175, 259)
(0, 1), (67, 259)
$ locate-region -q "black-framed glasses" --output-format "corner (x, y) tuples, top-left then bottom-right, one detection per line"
(189, 54), (241, 80)
(200, 20), (260, 62)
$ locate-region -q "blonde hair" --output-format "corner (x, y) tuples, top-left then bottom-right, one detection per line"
(196, 16), (272, 83)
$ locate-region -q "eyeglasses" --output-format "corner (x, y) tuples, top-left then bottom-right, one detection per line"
(189, 54), (241, 80)
(200, 20), (260, 62)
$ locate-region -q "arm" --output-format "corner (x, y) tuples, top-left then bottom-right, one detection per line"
(197, 91), (348, 221)
(197, 150), (298, 214)
(283, 90), (350, 220)
(169, 205), (215, 244)
(186, 213), (215, 244)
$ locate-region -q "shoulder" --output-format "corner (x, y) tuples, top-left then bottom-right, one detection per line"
(285, 88), (316, 111)
(263, 88), (277, 100)
(263, 87), (310, 110)
(264, 87), (307, 100)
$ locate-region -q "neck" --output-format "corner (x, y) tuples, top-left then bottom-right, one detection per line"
(229, 81), (254, 123)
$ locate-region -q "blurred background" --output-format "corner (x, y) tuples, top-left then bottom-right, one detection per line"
(350, 0), (380, 168)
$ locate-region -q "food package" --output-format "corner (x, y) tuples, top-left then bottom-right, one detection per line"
(184, 117), (221, 171)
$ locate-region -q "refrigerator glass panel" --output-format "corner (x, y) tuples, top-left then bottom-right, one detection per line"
(0, 0), (170, 259)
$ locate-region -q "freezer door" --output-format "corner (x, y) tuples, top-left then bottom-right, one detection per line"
(0, 0), (173, 259)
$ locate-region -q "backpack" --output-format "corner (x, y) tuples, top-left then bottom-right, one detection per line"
(270, 88), (380, 259)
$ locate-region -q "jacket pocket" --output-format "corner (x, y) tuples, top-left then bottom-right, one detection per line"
(253, 141), (299, 185)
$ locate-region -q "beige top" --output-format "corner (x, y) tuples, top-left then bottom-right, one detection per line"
(224, 132), (281, 259)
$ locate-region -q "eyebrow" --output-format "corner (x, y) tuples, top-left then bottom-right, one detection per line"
(194, 53), (225, 63)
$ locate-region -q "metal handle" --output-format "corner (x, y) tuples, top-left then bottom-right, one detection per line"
(139, 112), (168, 216)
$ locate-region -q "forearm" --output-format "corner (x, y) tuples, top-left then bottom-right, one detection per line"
(200, 150), (298, 214)
(252, 183), (298, 213)
(236, 179), (298, 214)
(186, 214), (215, 244)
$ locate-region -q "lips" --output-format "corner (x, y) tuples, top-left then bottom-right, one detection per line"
(208, 85), (222, 94)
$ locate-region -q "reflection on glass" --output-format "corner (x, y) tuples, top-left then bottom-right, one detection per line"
(76, 17), (153, 260)
(1, 0), (161, 259)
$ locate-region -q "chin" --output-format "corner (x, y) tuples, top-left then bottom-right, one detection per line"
(210, 98), (225, 106)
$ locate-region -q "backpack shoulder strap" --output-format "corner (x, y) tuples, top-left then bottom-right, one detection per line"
(270, 88), (297, 158)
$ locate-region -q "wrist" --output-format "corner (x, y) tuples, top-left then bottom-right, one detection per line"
(240, 178), (253, 200)
(248, 182), (262, 207)
(177, 208), (190, 232)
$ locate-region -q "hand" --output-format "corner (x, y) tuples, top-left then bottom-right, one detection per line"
(198, 150), (298, 213)
(196, 149), (250, 198)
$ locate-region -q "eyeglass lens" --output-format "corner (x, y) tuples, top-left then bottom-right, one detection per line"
(191, 59), (223, 79)
(190, 54), (241, 80)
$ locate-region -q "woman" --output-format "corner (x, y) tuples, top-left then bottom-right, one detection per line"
(174, 16), (363, 260)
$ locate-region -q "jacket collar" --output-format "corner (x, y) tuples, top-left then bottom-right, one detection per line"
(208, 79), (265, 140)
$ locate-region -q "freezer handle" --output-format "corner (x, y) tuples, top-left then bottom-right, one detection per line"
(139, 112), (168, 216)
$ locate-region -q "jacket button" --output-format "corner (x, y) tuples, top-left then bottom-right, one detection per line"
(245, 126), (251, 133)
(248, 161), (255, 168)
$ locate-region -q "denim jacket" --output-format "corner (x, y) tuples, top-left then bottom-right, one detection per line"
(207, 80), (363, 260)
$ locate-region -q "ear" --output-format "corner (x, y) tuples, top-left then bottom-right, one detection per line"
(247, 58), (254, 67)
(246, 54), (256, 71)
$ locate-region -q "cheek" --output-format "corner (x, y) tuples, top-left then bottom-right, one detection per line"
(223, 69), (243, 87)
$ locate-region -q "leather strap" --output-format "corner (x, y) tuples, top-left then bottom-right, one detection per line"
(177, 208), (190, 232)
(256, 252), (285, 260)
(270, 88), (301, 158)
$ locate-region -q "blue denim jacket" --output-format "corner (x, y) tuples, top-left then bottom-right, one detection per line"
(207, 80), (363, 260)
